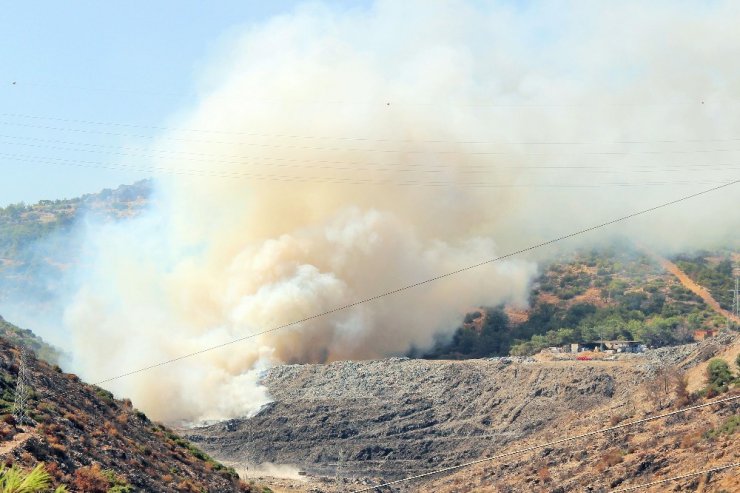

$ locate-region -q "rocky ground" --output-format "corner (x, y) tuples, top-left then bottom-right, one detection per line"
(185, 333), (740, 492)
(425, 337), (740, 493)
(0, 337), (263, 492)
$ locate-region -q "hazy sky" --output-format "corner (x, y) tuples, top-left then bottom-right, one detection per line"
(0, 1), (368, 206)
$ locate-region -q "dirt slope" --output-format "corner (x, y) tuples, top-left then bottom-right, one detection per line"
(188, 334), (739, 492)
(0, 337), (260, 492)
(423, 334), (740, 493)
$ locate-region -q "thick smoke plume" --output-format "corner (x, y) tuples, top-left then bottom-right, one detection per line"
(63, 1), (739, 422)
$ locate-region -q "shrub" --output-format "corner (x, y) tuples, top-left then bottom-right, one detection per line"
(596, 449), (624, 472)
(103, 421), (119, 438)
(133, 409), (149, 423)
(673, 374), (692, 407)
(72, 464), (109, 493)
(679, 430), (703, 449)
(63, 412), (84, 430)
(705, 415), (740, 439)
(71, 464), (131, 493)
(704, 359), (734, 394)
(50, 442), (67, 456)
(537, 467), (552, 483)
(93, 387), (114, 405)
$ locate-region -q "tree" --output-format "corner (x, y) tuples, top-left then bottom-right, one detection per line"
(705, 359), (733, 391)
(644, 368), (684, 410)
(478, 309), (510, 355)
(673, 372), (691, 407)
(453, 327), (478, 355)
(635, 317), (680, 347)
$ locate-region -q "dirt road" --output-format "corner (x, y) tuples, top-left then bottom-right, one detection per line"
(655, 255), (740, 324)
(0, 430), (32, 456)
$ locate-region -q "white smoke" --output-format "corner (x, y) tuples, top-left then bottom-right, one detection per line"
(62, 0), (740, 422)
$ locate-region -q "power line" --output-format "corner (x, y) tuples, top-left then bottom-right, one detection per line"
(3, 135), (740, 174)
(2, 112), (740, 145)
(351, 394), (740, 492)
(81, 179), (737, 387)
(611, 461), (740, 492)
(4, 153), (731, 189)
(7, 121), (740, 163)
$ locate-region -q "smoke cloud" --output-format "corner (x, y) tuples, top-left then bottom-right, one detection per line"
(61, 1), (740, 422)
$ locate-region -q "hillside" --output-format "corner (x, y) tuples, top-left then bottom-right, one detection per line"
(673, 249), (740, 314)
(188, 334), (739, 492)
(2, 181), (736, 361)
(0, 336), (266, 492)
(432, 244), (737, 359)
(1, 182), (738, 492)
(424, 336), (740, 493)
(0, 180), (151, 308)
(0, 315), (59, 364)
(0, 180), (150, 259)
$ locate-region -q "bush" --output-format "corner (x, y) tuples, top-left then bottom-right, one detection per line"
(537, 467), (552, 483)
(134, 409), (149, 423)
(705, 415), (740, 439)
(72, 464), (130, 493)
(72, 464), (109, 493)
(595, 449), (624, 472)
(93, 387), (114, 405)
(674, 374), (692, 407)
(679, 430), (703, 449)
(706, 359), (734, 390)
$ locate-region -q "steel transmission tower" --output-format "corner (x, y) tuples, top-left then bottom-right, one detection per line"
(12, 346), (30, 426)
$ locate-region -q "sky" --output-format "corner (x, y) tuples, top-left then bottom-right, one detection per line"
(0, 1), (368, 206)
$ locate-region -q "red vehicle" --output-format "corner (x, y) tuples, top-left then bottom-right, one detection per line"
(577, 355), (592, 361)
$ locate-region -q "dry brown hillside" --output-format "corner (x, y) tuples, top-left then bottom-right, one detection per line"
(422, 336), (740, 493)
(188, 334), (739, 493)
(0, 336), (268, 492)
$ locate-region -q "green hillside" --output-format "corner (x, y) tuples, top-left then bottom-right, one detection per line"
(0, 315), (60, 364)
(0, 180), (151, 306)
(429, 244), (737, 358)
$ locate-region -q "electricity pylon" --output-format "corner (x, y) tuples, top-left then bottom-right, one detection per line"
(12, 346), (30, 426)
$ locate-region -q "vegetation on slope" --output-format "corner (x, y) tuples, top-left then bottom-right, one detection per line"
(0, 181), (150, 261)
(0, 317), (58, 365)
(0, 337), (264, 493)
(0, 181), (151, 307)
(425, 345), (740, 493)
(430, 245), (735, 358)
(674, 251), (737, 311)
